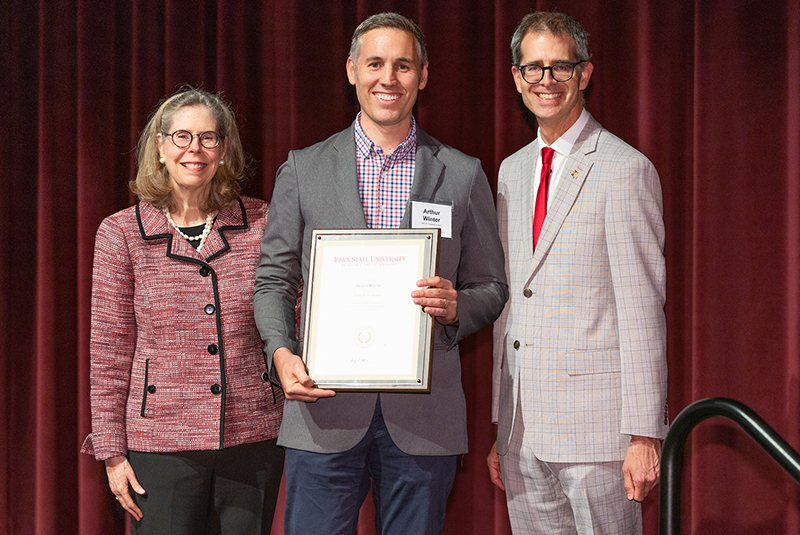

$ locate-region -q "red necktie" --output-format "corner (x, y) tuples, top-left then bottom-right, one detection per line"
(533, 146), (555, 248)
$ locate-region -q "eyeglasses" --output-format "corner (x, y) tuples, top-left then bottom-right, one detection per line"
(166, 130), (222, 149)
(516, 60), (586, 84)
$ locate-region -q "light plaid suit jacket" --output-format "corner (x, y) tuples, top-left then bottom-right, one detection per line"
(492, 114), (669, 463)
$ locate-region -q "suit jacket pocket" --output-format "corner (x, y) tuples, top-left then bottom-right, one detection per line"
(140, 358), (151, 417)
(565, 348), (620, 376)
(137, 358), (177, 418)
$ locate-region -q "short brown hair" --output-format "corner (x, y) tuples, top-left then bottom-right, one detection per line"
(511, 11), (590, 66)
(349, 12), (427, 67)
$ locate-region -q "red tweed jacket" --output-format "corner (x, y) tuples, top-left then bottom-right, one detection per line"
(81, 197), (284, 460)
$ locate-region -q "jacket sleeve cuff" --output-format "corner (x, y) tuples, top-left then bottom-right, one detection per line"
(80, 429), (128, 461)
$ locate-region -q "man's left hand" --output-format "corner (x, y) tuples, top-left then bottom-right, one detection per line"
(411, 276), (458, 325)
(622, 435), (662, 502)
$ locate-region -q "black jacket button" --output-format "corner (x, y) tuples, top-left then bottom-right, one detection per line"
(147, 385), (156, 393)
(199, 266), (210, 277)
(523, 288), (533, 298)
(208, 344), (218, 355)
(513, 340), (520, 349)
(210, 383), (221, 395)
(204, 304), (215, 315)
(261, 372), (269, 382)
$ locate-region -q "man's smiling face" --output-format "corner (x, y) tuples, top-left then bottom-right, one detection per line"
(347, 27), (428, 137)
(512, 31), (592, 143)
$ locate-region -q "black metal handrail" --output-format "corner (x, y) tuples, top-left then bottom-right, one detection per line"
(660, 397), (800, 534)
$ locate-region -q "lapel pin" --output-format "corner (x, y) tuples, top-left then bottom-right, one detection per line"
(570, 169), (579, 179)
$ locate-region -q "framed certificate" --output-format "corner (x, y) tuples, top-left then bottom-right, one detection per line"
(301, 228), (440, 392)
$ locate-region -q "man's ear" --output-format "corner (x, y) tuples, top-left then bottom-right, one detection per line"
(346, 56), (357, 85)
(579, 61), (594, 90)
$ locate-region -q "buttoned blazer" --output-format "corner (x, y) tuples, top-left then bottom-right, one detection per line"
(254, 123), (508, 456)
(492, 114), (668, 463)
(82, 197), (284, 461)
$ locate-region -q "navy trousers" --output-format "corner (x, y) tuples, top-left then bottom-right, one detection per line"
(283, 397), (457, 535)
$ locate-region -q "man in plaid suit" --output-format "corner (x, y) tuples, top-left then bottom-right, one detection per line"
(488, 11), (669, 534)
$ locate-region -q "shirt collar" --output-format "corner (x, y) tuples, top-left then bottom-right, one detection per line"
(354, 112), (417, 160)
(539, 108), (590, 156)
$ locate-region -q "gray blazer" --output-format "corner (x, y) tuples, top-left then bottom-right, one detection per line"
(492, 114), (669, 463)
(254, 123), (508, 456)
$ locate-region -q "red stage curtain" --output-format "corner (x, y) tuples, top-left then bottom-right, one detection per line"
(2, 1), (800, 533)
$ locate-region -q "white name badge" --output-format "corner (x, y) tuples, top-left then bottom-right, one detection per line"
(411, 201), (453, 239)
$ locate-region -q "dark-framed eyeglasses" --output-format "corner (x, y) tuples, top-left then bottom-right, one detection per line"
(516, 60), (587, 84)
(167, 130), (222, 149)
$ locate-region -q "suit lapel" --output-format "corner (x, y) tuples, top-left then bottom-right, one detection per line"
(529, 117), (601, 275)
(331, 125), (369, 229)
(137, 202), (197, 260)
(202, 198), (246, 262)
(510, 142), (538, 276)
(401, 130), (444, 229)
(138, 199), (248, 263)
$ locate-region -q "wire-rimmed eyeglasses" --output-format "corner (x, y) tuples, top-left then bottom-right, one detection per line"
(166, 130), (223, 149)
(516, 60), (587, 84)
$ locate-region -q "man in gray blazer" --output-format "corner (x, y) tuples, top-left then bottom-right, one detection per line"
(487, 11), (668, 534)
(254, 12), (507, 535)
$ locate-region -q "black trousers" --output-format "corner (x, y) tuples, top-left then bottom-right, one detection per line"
(128, 439), (284, 535)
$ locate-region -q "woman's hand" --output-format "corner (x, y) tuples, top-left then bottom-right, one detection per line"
(105, 456), (146, 521)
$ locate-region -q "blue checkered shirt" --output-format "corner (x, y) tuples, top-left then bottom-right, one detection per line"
(355, 113), (417, 229)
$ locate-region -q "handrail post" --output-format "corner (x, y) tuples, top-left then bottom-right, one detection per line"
(660, 397), (800, 535)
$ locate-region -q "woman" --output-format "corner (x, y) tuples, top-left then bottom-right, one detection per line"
(81, 88), (284, 534)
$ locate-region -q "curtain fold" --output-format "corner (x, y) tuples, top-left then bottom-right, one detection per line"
(2, 1), (800, 533)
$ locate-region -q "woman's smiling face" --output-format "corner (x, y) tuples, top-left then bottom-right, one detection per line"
(157, 105), (226, 200)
